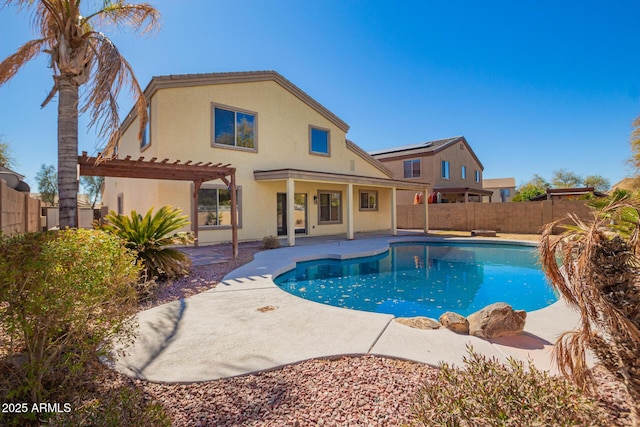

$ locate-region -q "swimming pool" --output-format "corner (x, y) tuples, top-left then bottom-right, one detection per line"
(274, 242), (557, 318)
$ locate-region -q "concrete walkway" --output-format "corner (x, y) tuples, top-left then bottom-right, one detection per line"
(113, 236), (581, 383)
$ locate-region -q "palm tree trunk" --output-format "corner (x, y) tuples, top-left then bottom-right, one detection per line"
(57, 76), (79, 228)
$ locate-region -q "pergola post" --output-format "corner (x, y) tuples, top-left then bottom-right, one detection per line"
(423, 187), (429, 234)
(193, 180), (203, 247)
(391, 187), (397, 236)
(286, 178), (295, 247)
(346, 183), (354, 240)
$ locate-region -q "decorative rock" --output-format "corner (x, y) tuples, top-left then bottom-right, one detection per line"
(439, 311), (469, 334)
(394, 317), (440, 330)
(467, 302), (526, 338)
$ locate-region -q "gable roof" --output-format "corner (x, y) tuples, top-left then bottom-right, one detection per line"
(369, 136), (484, 170)
(121, 70), (349, 134)
(368, 136), (462, 156)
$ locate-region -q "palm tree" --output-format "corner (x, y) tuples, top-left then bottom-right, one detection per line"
(539, 198), (640, 426)
(0, 0), (160, 228)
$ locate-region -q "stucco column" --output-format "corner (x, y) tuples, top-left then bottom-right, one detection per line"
(286, 178), (295, 246)
(346, 183), (354, 240)
(423, 187), (429, 234)
(391, 187), (397, 236)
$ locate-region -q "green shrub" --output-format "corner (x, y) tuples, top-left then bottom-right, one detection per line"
(409, 347), (608, 427)
(100, 206), (194, 279)
(0, 229), (140, 422)
(261, 235), (280, 250)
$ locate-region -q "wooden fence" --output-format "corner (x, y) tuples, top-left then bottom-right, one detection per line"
(398, 199), (594, 234)
(0, 179), (42, 235)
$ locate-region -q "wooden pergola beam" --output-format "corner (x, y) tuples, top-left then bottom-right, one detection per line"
(78, 152), (238, 257)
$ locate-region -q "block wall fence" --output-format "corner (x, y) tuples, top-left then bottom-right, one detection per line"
(398, 199), (594, 234)
(0, 179), (41, 235)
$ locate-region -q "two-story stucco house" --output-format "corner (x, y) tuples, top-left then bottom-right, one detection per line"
(103, 71), (428, 246)
(369, 136), (492, 204)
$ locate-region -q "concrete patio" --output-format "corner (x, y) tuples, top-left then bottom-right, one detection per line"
(113, 234), (581, 383)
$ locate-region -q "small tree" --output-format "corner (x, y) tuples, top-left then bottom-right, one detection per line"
(584, 174), (611, 192)
(551, 168), (583, 188)
(80, 175), (104, 208)
(539, 198), (640, 425)
(0, 134), (15, 169)
(512, 174), (550, 201)
(35, 164), (57, 206)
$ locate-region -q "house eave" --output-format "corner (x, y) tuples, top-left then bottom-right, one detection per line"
(254, 168), (428, 191)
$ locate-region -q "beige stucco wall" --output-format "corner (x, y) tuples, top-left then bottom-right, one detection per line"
(104, 78), (395, 244)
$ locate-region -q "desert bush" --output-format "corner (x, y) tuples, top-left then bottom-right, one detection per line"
(48, 385), (171, 427)
(261, 235), (280, 250)
(100, 206), (194, 279)
(0, 229), (140, 423)
(409, 347), (607, 427)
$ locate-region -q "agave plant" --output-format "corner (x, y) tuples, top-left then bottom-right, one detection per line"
(101, 206), (194, 279)
(539, 197), (640, 425)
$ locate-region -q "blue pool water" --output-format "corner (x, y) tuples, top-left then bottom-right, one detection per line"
(274, 242), (557, 318)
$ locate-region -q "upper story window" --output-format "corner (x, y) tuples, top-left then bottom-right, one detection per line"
(310, 126), (330, 155)
(461, 165), (467, 180)
(403, 159), (421, 178)
(140, 105), (151, 150)
(475, 170), (481, 182)
(212, 105), (256, 150)
(441, 160), (450, 179)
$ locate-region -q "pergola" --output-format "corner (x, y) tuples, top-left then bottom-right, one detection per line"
(78, 152), (238, 258)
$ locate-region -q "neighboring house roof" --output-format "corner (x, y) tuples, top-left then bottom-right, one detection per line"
(432, 186), (494, 196)
(369, 136), (484, 170)
(121, 70), (349, 134)
(529, 187), (608, 201)
(483, 177), (516, 189)
(611, 177), (639, 192)
(0, 165), (29, 191)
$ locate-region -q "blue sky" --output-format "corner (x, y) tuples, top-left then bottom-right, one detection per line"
(1, 0), (639, 190)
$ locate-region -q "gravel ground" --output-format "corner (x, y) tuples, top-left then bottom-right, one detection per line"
(124, 241), (632, 426)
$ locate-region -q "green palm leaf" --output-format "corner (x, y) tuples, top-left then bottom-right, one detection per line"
(101, 206), (194, 278)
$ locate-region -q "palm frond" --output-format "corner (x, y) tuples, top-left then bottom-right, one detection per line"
(100, 206), (194, 278)
(539, 197), (640, 424)
(0, 39), (47, 85)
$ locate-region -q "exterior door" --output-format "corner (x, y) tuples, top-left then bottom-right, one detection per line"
(277, 193), (307, 236)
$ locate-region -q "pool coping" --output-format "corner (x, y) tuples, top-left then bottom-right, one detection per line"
(113, 236), (582, 383)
